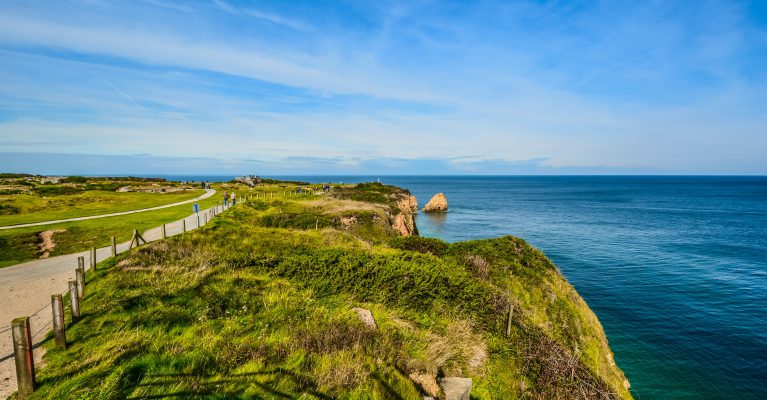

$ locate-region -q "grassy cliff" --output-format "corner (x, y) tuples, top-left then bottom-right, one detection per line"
(27, 182), (631, 399)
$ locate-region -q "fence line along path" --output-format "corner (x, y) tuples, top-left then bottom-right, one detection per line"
(0, 189), (216, 230)
(0, 201), (231, 399)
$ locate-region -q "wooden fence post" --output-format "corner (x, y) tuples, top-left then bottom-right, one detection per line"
(128, 230), (146, 249)
(51, 294), (66, 350)
(506, 304), (514, 337)
(90, 247), (96, 271)
(197, 215), (200, 228)
(77, 256), (84, 270)
(76, 268), (85, 300)
(204, 214), (208, 224)
(182, 219), (186, 233)
(111, 236), (117, 257)
(11, 317), (35, 398)
(69, 281), (80, 321)
(162, 224), (167, 239)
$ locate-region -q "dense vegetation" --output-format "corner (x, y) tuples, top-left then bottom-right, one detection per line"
(329, 182), (412, 206)
(26, 183), (632, 399)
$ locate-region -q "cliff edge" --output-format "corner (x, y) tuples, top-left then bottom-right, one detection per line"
(25, 181), (632, 400)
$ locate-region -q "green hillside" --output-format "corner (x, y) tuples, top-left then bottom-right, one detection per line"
(26, 182), (632, 399)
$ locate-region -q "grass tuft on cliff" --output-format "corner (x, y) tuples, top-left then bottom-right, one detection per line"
(27, 182), (632, 399)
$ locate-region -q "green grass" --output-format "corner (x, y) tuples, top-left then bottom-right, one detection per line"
(329, 182), (410, 209)
(0, 189), (206, 226)
(0, 183), (325, 268)
(0, 190), (219, 268)
(26, 184), (633, 399)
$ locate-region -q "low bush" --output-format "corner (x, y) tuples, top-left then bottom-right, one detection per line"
(0, 202), (20, 215)
(62, 176), (88, 183)
(388, 236), (449, 256)
(32, 186), (83, 196)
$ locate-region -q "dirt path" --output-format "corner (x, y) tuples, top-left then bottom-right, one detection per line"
(0, 202), (230, 399)
(37, 229), (65, 258)
(0, 189), (216, 230)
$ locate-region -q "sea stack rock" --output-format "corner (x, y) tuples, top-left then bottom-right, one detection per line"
(423, 193), (448, 212)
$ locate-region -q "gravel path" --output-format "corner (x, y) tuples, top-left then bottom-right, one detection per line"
(0, 189), (216, 230)
(0, 202), (229, 399)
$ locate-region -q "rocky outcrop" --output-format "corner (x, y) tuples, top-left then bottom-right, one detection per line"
(423, 193), (448, 213)
(351, 307), (377, 329)
(408, 372), (440, 398)
(440, 377), (472, 400)
(235, 175), (262, 187)
(392, 194), (418, 236)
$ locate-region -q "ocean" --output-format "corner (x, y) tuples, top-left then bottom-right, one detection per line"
(162, 175), (767, 399)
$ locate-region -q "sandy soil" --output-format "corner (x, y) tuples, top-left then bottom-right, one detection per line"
(37, 229), (65, 259)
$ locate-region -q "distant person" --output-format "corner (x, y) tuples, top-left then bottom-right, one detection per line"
(232, 192), (237, 206)
(224, 191), (229, 207)
(201, 181), (206, 189)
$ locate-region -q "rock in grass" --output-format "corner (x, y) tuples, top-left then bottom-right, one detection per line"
(408, 371), (440, 398)
(423, 193), (448, 213)
(352, 307), (377, 329)
(440, 377), (472, 400)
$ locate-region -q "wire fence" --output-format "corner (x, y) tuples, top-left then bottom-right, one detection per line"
(2, 201), (235, 389)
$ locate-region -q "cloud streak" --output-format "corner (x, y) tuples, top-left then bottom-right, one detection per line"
(0, 0), (765, 174)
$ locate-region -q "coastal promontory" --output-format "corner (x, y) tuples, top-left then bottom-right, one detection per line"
(23, 180), (631, 399)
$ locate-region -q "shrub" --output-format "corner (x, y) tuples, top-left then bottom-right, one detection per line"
(331, 182), (408, 205)
(32, 186), (83, 196)
(62, 176), (88, 183)
(85, 183), (123, 191)
(259, 211), (334, 230)
(0, 202), (20, 215)
(388, 236), (448, 256)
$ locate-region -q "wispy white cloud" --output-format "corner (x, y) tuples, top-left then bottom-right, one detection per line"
(0, 14), (441, 103)
(211, 0), (310, 31)
(141, 0), (194, 13)
(0, 0), (765, 174)
(242, 9), (311, 32)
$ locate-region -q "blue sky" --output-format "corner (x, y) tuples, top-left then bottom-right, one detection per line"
(1, 0), (766, 175)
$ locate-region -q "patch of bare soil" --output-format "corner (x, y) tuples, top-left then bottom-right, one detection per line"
(38, 229), (65, 258)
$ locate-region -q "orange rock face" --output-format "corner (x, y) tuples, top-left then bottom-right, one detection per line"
(423, 193), (448, 212)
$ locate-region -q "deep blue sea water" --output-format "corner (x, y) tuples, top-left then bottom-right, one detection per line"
(160, 175), (767, 399)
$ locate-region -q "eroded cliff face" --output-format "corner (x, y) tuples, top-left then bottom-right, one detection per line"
(392, 194), (418, 236)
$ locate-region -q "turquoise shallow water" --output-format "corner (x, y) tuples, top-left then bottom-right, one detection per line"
(167, 175), (767, 399)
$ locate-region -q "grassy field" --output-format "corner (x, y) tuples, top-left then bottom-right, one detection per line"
(0, 194), (221, 268)
(26, 182), (633, 399)
(0, 180), (327, 268)
(0, 190), (206, 226)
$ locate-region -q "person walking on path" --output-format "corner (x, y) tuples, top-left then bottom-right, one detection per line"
(224, 191), (230, 207)
(232, 192), (237, 206)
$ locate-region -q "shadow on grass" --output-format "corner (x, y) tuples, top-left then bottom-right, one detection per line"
(124, 369), (334, 399)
